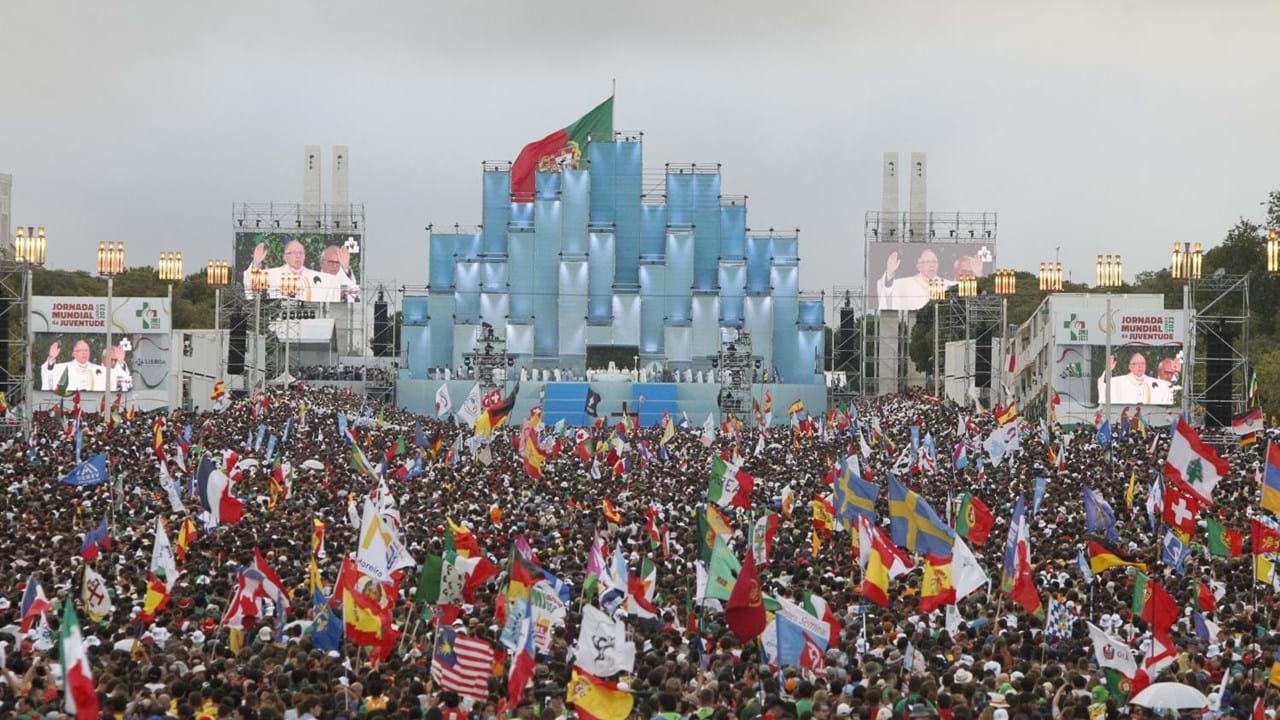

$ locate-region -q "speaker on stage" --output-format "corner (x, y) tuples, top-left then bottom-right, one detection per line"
(1203, 322), (1234, 428)
(372, 296), (390, 357)
(227, 310), (248, 375)
(836, 307), (856, 372)
(974, 325), (993, 390)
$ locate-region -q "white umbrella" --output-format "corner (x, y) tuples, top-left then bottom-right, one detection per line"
(1130, 682), (1209, 710)
(301, 459), (325, 471)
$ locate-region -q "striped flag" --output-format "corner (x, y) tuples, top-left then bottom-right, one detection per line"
(431, 627), (495, 700)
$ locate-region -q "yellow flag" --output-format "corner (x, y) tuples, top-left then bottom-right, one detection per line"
(1124, 472), (1137, 511)
(1255, 554), (1275, 586)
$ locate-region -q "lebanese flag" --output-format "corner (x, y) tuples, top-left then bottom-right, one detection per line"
(1161, 483), (1200, 535)
(59, 600), (99, 720)
(1164, 419), (1228, 505)
(510, 98), (614, 197)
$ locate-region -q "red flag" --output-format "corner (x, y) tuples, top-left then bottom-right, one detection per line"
(1161, 483), (1200, 536)
(1197, 581), (1215, 613)
(725, 550), (767, 642)
(1250, 518), (1280, 556)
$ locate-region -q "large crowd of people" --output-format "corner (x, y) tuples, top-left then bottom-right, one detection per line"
(0, 384), (1276, 719)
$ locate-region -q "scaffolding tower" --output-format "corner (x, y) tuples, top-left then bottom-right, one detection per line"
(1184, 273), (1249, 428)
(0, 253), (28, 435)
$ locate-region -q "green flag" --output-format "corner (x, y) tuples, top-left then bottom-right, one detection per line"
(705, 537), (741, 601)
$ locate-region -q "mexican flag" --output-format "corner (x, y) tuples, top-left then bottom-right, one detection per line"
(511, 97), (614, 197)
(707, 456), (754, 509)
(415, 552), (498, 607)
(60, 599), (99, 720)
(697, 504), (733, 563)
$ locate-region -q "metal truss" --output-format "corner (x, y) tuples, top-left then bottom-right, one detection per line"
(1186, 273), (1249, 428)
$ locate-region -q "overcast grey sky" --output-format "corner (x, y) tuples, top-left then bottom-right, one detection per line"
(3, 0), (1279, 298)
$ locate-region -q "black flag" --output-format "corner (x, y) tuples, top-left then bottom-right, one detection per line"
(585, 389), (602, 418)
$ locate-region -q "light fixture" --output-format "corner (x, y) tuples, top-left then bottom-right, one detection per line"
(14, 226), (47, 267)
(206, 260), (230, 287)
(250, 267), (270, 293)
(158, 251), (183, 282)
(1038, 261), (1063, 292)
(928, 277), (946, 302)
(97, 241), (125, 277)
(1268, 228), (1280, 274)
(280, 272), (299, 298)
(994, 269), (1016, 296)
(1095, 254), (1123, 288)
(957, 274), (978, 298)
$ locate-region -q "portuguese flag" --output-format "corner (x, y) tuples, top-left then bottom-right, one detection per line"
(1131, 571), (1177, 633)
(955, 492), (994, 546)
(1205, 518), (1243, 558)
(511, 97), (614, 197)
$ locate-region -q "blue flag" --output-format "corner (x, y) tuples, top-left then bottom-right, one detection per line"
(61, 453), (109, 487)
(1076, 549), (1095, 584)
(310, 589), (343, 651)
(182, 423), (193, 443)
(888, 476), (955, 557)
(254, 424), (266, 451)
(1095, 420), (1112, 448)
(74, 428), (83, 464)
(1161, 531), (1189, 575)
(1083, 487), (1118, 542)
(910, 425), (920, 459)
(1032, 477), (1049, 516)
(265, 434), (277, 465)
(337, 413), (350, 442)
(834, 459), (879, 523)
(414, 421), (428, 449)
(282, 417), (293, 444)
(776, 605), (830, 667)
(1003, 495), (1027, 580)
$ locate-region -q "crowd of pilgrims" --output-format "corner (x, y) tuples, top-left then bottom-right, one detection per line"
(0, 383), (1276, 720)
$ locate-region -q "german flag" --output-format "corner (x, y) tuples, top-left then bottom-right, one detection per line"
(474, 388), (518, 437)
(1087, 537), (1147, 574)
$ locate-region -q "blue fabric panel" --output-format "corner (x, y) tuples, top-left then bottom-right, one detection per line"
(429, 233), (457, 289)
(508, 232), (535, 322)
(720, 205), (746, 261)
(536, 171), (561, 200)
(453, 261), (481, 323)
(402, 296), (429, 326)
(561, 170), (590, 256)
(798, 300), (824, 329)
(665, 232), (693, 325)
(632, 383), (678, 426)
(613, 143), (642, 289)
(771, 266), (800, 382)
(482, 260), (507, 292)
(744, 297), (773, 372)
(455, 232), (482, 261)
(718, 263), (745, 327)
(510, 202), (534, 229)
(692, 173), (721, 291)
(405, 324), (430, 379)
(796, 329), (824, 382)
(639, 264), (666, 355)
(558, 261), (588, 357)
(691, 296), (719, 358)
(587, 142), (616, 225)
(482, 171), (511, 255)
(640, 205), (667, 258)
(746, 236), (771, 294)
(666, 172), (694, 225)
(543, 383), (589, 427)
(426, 294), (456, 368)
(587, 232), (615, 324)
(771, 235), (799, 262)
(480, 292), (508, 329)
(533, 200), (561, 356)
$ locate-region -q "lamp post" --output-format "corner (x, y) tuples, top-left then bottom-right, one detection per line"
(14, 226), (47, 432)
(206, 260), (230, 381)
(1267, 228), (1279, 274)
(1095, 254), (1123, 427)
(250, 267), (269, 390)
(1038, 261), (1063, 421)
(158, 252), (183, 405)
(994, 269), (1016, 409)
(1171, 242), (1202, 421)
(280, 272), (300, 380)
(957, 273), (978, 407)
(928, 277), (946, 398)
(97, 242), (126, 390)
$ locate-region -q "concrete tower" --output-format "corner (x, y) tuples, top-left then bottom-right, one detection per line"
(0, 174), (10, 252)
(303, 145), (322, 228)
(881, 152), (898, 238)
(332, 146), (349, 228)
(908, 152), (927, 239)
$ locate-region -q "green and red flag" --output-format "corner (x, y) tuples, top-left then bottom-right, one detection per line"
(955, 492), (994, 546)
(1205, 518), (1243, 558)
(511, 97), (614, 197)
(1131, 571), (1177, 634)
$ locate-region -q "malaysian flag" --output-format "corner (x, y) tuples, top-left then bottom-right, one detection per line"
(1045, 598), (1074, 640)
(431, 627), (494, 700)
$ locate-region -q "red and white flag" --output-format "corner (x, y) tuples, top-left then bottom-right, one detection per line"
(1164, 419), (1227, 505)
(59, 599), (98, 720)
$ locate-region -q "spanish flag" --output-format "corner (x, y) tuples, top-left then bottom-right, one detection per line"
(137, 575), (170, 624)
(566, 668), (633, 720)
(787, 399), (805, 416)
(601, 498), (622, 525)
(995, 403), (1019, 426)
(210, 380), (226, 401)
(1088, 538), (1148, 574)
(175, 518), (197, 563)
(920, 554), (956, 612)
(311, 518), (325, 558)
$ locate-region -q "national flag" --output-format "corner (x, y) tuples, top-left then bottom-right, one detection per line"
(138, 574), (171, 624)
(1161, 482), (1200, 535)
(1263, 441), (1280, 515)
(811, 495), (835, 541)
(1032, 477), (1049, 516)
(1197, 581), (1216, 613)
(1248, 368), (1260, 407)
(801, 592), (842, 648)
(1088, 538), (1148, 574)
(1008, 512), (1043, 617)
(196, 456), (244, 526)
(1193, 611), (1220, 643)
(951, 535), (989, 601)
(601, 498), (622, 525)
(787, 399), (805, 417)
(1270, 646), (1280, 688)
(1083, 487), (1118, 542)
(750, 512), (779, 566)
(80, 517), (112, 561)
(1252, 518), (1280, 556)
(1164, 417), (1227, 505)
(703, 537), (741, 602)
(954, 492), (993, 546)
(919, 554), (956, 612)
(1233, 406), (1264, 435)
(707, 456), (754, 509)
(1125, 471), (1139, 512)
(1095, 420), (1112, 448)
(343, 589), (395, 659)
(19, 574), (50, 632)
(1205, 518), (1243, 558)
(725, 550), (767, 642)
(859, 516), (907, 607)
(780, 485), (795, 521)
(416, 551), (499, 607)
(697, 504), (733, 563)
(311, 518), (326, 558)
(1045, 598), (1074, 640)
(566, 668), (633, 720)
(175, 517), (197, 562)
(833, 458), (878, 524)
(1161, 531), (1189, 575)
(474, 386), (517, 437)
(888, 476), (956, 557)
(434, 383), (452, 417)
(81, 566), (113, 623)
(59, 599), (99, 720)
(510, 97), (613, 197)
(253, 548), (289, 607)
(1077, 549), (1095, 584)
(995, 403), (1018, 426)
(1132, 570), (1177, 633)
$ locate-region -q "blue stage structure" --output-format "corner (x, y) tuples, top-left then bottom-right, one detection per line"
(398, 128), (826, 424)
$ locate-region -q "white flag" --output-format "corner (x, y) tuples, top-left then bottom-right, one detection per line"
(158, 462), (184, 513)
(1087, 621), (1138, 677)
(150, 518), (179, 590)
(700, 415), (715, 447)
(434, 384), (452, 418)
(455, 383), (483, 426)
(951, 536), (990, 601)
(355, 499), (395, 583)
(574, 604), (636, 677)
(82, 566), (114, 622)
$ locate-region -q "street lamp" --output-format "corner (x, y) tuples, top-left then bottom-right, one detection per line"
(97, 241), (126, 392)
(1267, 228), (1279, 274)
(929, 278), (946, 397)
(14, 226), (47, 432)
(249, 268), (269, 389)
(1038, 262), (1063, 292)
(1170, 243), (1202, 420)
(957, 273), (978, 298)
(994, 269), (1016, 408)
(1095, 254), (1123, 429)
(206, 260), (230, 384)
(1095, 254), (1123, 288)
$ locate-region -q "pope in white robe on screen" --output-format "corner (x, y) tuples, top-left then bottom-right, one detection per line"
(41, 340), (107, 391)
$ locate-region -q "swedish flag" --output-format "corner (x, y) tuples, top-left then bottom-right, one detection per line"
(834, 459), (878, 524)
(888, 476), (955, 557)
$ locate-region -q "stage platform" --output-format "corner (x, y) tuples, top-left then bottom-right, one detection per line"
(396, 374), (829, 427)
